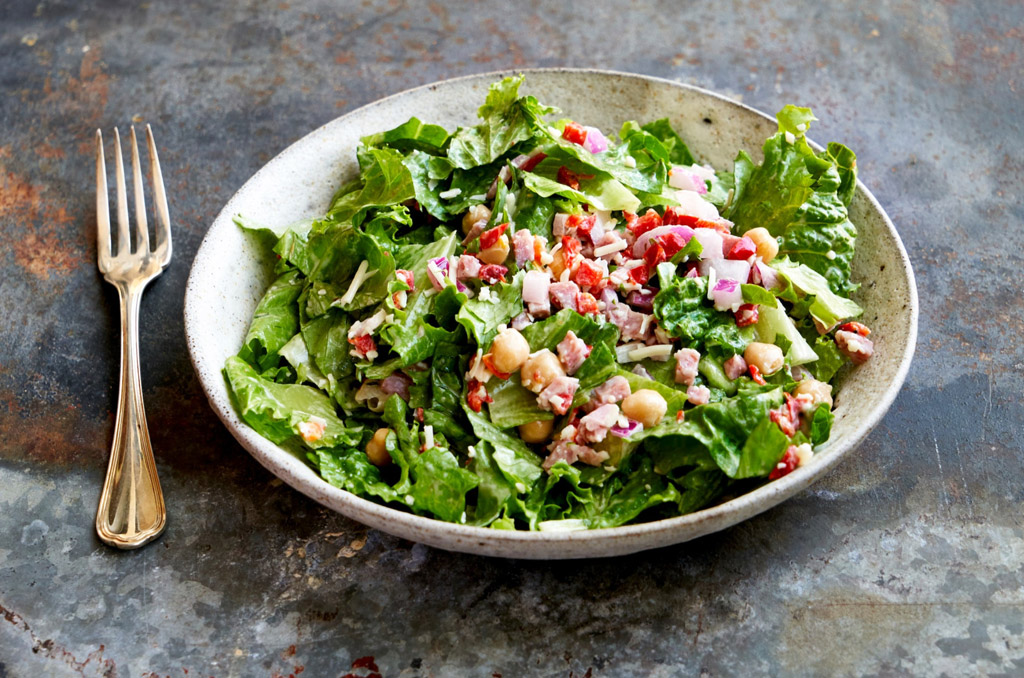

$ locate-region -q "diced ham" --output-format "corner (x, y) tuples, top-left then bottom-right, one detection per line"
(552, 213), (569, 237)
(381, 372), (413, 401)
(835, 330), (875, 364)
(674, 348), (701, 387)
(589, 375), (631, 408)
(549, 281), (580, 312)
(523, 270), (551, 317)
(556, 330), (591, 375)
(542, 439), (609, 471)
(723, 354), (748, 381)
(457, 254), (481, 280)
(605, 298), (652, 342)
(513, 229), (535, 267)
(577, 404), (621, 444)
(536, 376), (579, 415)
(511, 312), (533, 331)
(686, 384), (711, 406)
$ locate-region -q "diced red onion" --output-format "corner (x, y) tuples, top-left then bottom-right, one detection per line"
(711, 278), (743, 312)
(698, 258), (751, 283)
(626, 288), (656, 312)
(456, 281), (468, 294)
(668, 169), (707, 194)
(693, 228), (724, 261)
(427, 256), (449, 291)
(610, 419), (643, 438)
(753, 260), (780, 291)
(583, 127), (608, 154)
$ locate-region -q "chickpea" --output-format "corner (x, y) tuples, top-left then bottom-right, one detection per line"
(518, 418), (554, 443)
(520, 349), (565, 393)
(462, 204), (492, 235)
(621, 389), (668, 429)
(744, 227), (779, 263)
(744, 342), (785, 375)
(794, 378), (833, 409)
(489, 328), (530, 374)
(478, 234), (510, 265)
(365, 428), (393, 467)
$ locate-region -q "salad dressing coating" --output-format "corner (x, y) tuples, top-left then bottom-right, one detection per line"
(225, 75), (873, 530)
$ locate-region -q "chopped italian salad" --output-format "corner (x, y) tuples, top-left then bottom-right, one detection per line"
(225, 75), (874, 531)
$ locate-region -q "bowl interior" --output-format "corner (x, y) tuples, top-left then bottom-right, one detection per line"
(184, 69), (917, 558)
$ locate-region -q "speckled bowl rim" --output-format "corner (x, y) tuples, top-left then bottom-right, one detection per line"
(184, 68), (918, 559)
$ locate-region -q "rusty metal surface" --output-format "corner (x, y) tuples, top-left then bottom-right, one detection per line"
(0, 0), (1021, 675)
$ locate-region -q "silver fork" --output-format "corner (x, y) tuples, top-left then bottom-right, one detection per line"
(95, 125), (170, 549)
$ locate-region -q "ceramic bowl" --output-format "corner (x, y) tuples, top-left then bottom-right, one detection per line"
(184, 69), (918, 558)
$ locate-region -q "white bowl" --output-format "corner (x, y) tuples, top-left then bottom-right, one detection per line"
(184, 69), (918, 559)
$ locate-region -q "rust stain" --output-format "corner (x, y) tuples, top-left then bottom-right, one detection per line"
(0, 601), (118, 674)
(35, 142), (66, 159)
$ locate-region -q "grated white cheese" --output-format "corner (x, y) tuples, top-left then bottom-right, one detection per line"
(405, 494), (415, 505)
(559, 269), (570, 283)
(467, 445), (477, 459)
(316, 288), (327, 296)
(424, 425), (434, 450)
(469, 193), (487, 202)
(348, 308), (387, 339)
(627, 344), (674, 362)
(826, 249), (836, 260)
(593, 240), (627, 257)
(615, 341), (645, 362)
(795, 442), (814, 467)
(426, 261), (444, 287)
(784, 131), (796, 144)
(515, 482), (527, 493)
(621, 258), (646, 270)
(338, 260), (374, 306)
(623, 155), (637, 168)
(478, 286), (492, 302)
(796, 122), (807, 132)
(438, 187), (462, 199)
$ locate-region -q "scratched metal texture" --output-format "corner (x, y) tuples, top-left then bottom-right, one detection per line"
(0, 0), (1021, 676)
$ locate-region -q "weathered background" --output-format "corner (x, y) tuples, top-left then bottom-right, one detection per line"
(1, 1), (1021, 676)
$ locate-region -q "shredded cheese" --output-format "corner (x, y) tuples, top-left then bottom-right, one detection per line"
(615, 341), (645, 362)
(593, 240), (627, 257)
(338, 260), (375, 306)
(627, 344), (675, 362)
(424, 425), (434, 450)
(438, 187), (462, 199)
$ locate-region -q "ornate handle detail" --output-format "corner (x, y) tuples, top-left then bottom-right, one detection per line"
(95, 280), (166, 549)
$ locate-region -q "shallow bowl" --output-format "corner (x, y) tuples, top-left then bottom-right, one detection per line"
(184, 69), (918, 559)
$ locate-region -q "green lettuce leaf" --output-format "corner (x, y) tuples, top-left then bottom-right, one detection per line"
(238, 270), (304, 371)
(522, 158), (641, 212)
(329, 147), (416, 220)
(463, 406), (543, 488)
(567, 456), (682, 529)
(316, 448), (398, 503)
(639, 118), (696, 165)
(361, 117), (450, 155)
(811, 336), (845, 382)
(457, 271), (524, 346)
(652, 276), (752, 355)
(772, 258), (862, 331)
(224, 356), (362, 449)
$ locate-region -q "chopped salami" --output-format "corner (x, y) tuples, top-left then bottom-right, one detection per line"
(723, 354), (748, 381)
(549, 281), (580, 311)
(686, 384), (711, 406)
(577, 404), (621, 444)
(513, 229), (535, 267)
(674, 348), (701, 387)
(556, 330), (591, 375)
(542, 440), (609, 472)
(536, 376), (580, 415)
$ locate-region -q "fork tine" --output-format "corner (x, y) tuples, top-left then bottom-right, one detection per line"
(146, 125), (172, 264)
(95, 130), (112, 264)
(129, 127), (150, 253)
(112, 128), (131, 256)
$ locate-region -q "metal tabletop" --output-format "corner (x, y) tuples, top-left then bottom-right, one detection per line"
(1, 1), (1021, 675)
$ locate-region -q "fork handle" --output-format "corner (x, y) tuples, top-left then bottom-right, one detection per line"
(96, 280), (167, 549)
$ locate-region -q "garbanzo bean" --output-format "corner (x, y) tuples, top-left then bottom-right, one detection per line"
(365, 428), (393, 466)
(490, 328), (530, 374)
(621, 389), (667, 428)
(518, 418), (554, 443)
(462, 204), (492, 235)
(744, 227), (779, 263)
(744, 342), (785, 375)
(478, 234), (510, 265)
(794, 378), (833, 409)
(520, 349), (565, 393)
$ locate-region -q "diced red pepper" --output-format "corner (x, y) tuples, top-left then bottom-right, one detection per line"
(622, 211), (638, 231)
(838, 321), (871, 337)
(533, 238), (544, 266)
(784, 392), (802, 424)
(561, 121), (588, 146)
(769, 409), (796, 437)
(748, 364), (767, 385)
(466, 379), (493, 413)
(628, 264), (650, 285)
(567, 213), (597, 242)
(576, 292), (599, 315)
(769, 445), (799, 480)
(415, 407), (425, 422)
(727, 236), (757, 261)
(557, 166), (581, 191)
(629, 209), (663, 237)
(574, 258), (604, 288)
(481, 354), (511, 380)
(395, 268), (415, 290)
(479, 222), (509, 250)
(479, 264), (508, 284)
(643, 242), (668, 275)
(518, 151), (547, 172)
(676, 410), (685, 423)
(657, 231), (690, 258)
(348, 334), (377, 358)
(561, 235), (580, 270)
(662, 207), (700, 226)
(698, 218), (732, 234)
(735, 303), (759, 327)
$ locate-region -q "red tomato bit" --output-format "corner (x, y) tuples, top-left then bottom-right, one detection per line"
(735, 304), (759, 328)
(561, 121), (588, 146)
(838, 321), (871, 336)
(748, 364), (767, 385)
(769, 445), (799, 480)
(479, 222), (509, 250)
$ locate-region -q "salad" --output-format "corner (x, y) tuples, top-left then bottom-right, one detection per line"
(225, 75), (875, 531)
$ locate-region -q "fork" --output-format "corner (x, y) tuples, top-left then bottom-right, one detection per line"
(94, 126), (170, 549)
